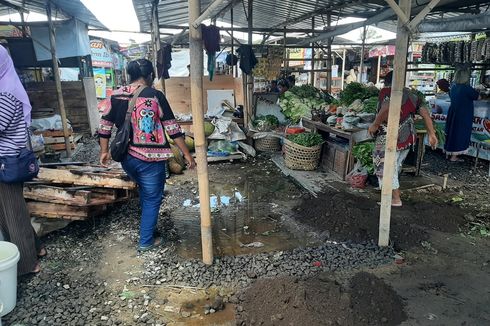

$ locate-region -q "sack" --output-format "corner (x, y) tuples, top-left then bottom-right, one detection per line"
(0, 148), (39, 184)
(110, 85), (147, 162)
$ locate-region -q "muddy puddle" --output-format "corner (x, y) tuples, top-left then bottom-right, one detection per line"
(171, 164), (317, 259)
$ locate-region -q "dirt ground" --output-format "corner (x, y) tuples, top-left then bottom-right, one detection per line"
(5, 152), (490, 326)
(235, 272), (407, 326)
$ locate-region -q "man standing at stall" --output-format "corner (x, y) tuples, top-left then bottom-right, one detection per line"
(368, 71), (438, 207)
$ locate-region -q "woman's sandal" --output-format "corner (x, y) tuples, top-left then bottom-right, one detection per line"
(138, 237), (164, 252)
(31, 262), (41, 274)
(38, 248), (47, 258)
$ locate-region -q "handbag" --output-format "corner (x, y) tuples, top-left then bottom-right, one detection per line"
(110, 85), (147, 162)
(0, 129), (39, 184)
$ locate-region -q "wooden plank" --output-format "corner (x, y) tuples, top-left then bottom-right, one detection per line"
(27, 202), (107, 220)
(164, 75), (244, 115)
(46, 143), (76, 151)
(35, 130), (73, 137)
(24, 184), (91, 205)
(43, 136), (75, 144)
(36, 167), (136, 190)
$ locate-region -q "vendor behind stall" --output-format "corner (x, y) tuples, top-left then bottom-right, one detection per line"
(444, 66), (480, 162)
(368, 71), (438, 207)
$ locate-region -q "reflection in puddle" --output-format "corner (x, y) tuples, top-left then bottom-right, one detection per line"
(173, 172), (316, 259)
(183, 190), (244, 209)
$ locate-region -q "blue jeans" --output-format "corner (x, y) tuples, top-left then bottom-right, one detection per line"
(122, 155), (166, 247)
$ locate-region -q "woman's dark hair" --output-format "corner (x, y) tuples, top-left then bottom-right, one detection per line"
(127, 59), (154, 82)
(384, 71), (393, 86)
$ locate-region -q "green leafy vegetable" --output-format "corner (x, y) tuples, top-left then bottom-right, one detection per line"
(287, 132), (324, 147)
(339, 82), (380, 106)
(362, 97), (379, 114)
(352, 141), (375, 174)
(253, 115), (280, 131)
(279, 85), (328, 123)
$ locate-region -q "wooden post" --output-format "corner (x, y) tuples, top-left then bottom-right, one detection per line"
(358, 25), (367, 83)
(378, 0), (412, 247)
(152, 2), (166, 93)
(310, 17), (315, 86)
(46, 2), (71, 157)
(246, 0), (253, 125)
(188, 0), (213, 264)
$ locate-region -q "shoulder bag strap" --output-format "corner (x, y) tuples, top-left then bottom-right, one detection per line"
(125, 85), (148, 121)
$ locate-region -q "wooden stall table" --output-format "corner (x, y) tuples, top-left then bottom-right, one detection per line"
(302, 118), (369, 179)
(402, 129), (427, 176)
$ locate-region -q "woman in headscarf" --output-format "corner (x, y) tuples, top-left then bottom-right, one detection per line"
(0, 45), (44, 274)
(444, 66), (480, 162)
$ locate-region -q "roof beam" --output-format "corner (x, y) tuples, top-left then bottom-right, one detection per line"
(158, 23), (334, 34)
(298, 7), (394, 46)
(407, 0), (441, 31)
(384, 0), (410, 26)
(298, 0), (463, 46)
(0, 0), (29, 13)
(270, 0), (369, 29)
(192, 0), (234, 28)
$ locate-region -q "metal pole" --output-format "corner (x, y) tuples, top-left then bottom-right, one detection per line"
(377, 55), (382, 84)
(231, 6), (236, 78)
(326, 13), (332, 92)
(359, 25), (367, 83)
(152, 1), (166, 93)
(378, 0), (412, 246)
(341, 49), (346, 90)
(188, 0), (213, 264)
(310, 17), (315, 86)
(46, 2), (71, 157)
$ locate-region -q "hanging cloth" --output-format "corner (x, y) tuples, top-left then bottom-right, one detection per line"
(156, 43), (172, 79)
(201, 24), (220, 81)
(236, 45), (258, 75)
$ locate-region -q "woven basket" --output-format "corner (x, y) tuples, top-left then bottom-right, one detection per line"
(255, 136), (282, 152)
(284, 139), (322, 171)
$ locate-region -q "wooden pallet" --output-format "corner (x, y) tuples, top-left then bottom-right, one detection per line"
(36, 166), (136, 190)
(24, 184), (131, 206)
(27, 201), (108, 220)
(26, 164), (136, 221)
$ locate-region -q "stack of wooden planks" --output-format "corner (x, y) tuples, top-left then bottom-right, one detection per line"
(34, 129), (81, 153)
(24, 164), (137, 221)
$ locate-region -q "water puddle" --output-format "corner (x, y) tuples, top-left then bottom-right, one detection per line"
(172, 167), (316, 259)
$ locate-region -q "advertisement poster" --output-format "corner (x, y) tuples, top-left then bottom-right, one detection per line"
(90, 39), (112, 68)
(93, 68), (107, 99)
(429, 95), (490, 160)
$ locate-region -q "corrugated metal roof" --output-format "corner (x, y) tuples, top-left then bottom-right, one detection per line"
(0, 0), (108, 30)
(133, 0), (490, 36)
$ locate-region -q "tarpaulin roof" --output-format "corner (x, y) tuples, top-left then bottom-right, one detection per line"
(0, 0), (108, 30)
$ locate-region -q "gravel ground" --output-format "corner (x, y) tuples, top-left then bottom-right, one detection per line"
(71, 136), (102, 164)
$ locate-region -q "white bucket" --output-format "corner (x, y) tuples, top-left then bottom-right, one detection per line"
(0, 241), (20, 317)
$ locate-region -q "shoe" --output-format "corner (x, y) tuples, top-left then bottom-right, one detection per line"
(138, 237), (163, 252)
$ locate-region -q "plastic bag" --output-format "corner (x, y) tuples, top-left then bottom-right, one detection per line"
(345, 162), (368, 189)
(208, 140), (237, 155)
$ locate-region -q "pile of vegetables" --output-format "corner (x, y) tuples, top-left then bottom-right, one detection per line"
(362, 97), (379, 114)
(339, 82), (379, 106)
(252, 115), (280, 131)
(352, 141), (375, 174)
(287, 132), (324, 147)
(279, 85), (327, 123)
